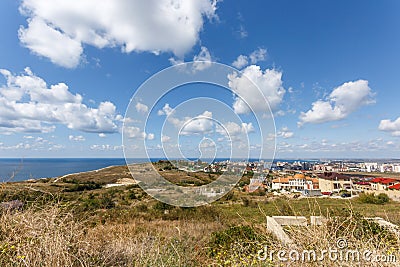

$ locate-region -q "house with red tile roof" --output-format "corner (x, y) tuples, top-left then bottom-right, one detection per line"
(388, 183), (400, 190)
(370, 178), (399, 191)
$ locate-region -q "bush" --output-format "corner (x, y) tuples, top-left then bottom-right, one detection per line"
(135, 203), (148, 212)
(209, 225), (258, 254)
(376, 193), (390, 203)
(127, 192), (136, 200)
(220, 190), (236, 201)
(153, 201), (173, 211)
(358, 192), (389, 204)
(64, 182), (102, 192)
(249, 187), (266, 196)
(81, 193), (115, 210)
(241, 197), (251, 207)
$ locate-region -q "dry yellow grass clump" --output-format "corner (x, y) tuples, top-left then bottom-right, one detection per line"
(0, 204), (223, 266)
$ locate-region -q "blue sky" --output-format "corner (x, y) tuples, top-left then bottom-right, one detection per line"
(0, 0), (400, 159)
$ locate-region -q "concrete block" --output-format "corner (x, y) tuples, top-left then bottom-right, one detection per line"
(267, 216), (294, 246)
(272, 216), (308, 226)
(310, 216), (327, 226)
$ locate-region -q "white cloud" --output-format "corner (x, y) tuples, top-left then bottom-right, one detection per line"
(19, 17), (83, 68)
(266, 127), (294, 141)
(232, 55), (249, 69)
(275, 110), (286, 117)
(69, 135), (85, 142)
(192, 46), (212, 71)
(147, 133), (155, 140)
(238, 25), (248, 39)
(123, 126), (154, 140)
(161, 135), (171, 142)
(18, 0), (218, 68)
(180, 111), (214, 135)
(249, 48), (267, 64)
(277, 127), (294, 139)
(299, 80), (375, 126)
(232, 48), (267, 69)
(0, 68), (120, 133)
(135, 102), (149, 113)
(216, 121), (254, 141)
(90, 144), (122, 151)
(228, 65), (285, 114)
(169, 46), (213, 71)
(123, 126), (146, 139)
(99, 133), (107, 138)
(169, 57), (184, 66)
(157, 103), (174, 116)
(379, 117), (400, 136)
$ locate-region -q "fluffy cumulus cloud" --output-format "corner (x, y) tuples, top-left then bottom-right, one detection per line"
(135, 102), (149, 113)
(180, 111), (214, 135)
(123, 126), (154, 140)
(157, 103), (174, 116)
(18, 0), (218, 68)
(232, 48), (267, 69)
(169, 46), (213, 72)
(298, 80), (375, 126)
(0, 68), (120, 134)
(277, 127), (294, 139)
(228, 65), (285, 114)
(19, 17), (83, 68)
(379, 117), (400, 136)
(216, 121), (254, 141)
(232, 55), (248, 69)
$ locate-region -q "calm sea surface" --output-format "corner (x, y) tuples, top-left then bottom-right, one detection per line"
(0, 158), (131, 182)
(0, 158), (314, 182)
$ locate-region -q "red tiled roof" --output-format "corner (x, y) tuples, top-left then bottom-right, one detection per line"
(370, 178), (397, 184)
(381, 179), (397, 184)
(388, 183), (400, 190)
(370, 178), (385, 183)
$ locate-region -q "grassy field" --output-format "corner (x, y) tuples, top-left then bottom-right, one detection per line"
(0, 163), (399, 266)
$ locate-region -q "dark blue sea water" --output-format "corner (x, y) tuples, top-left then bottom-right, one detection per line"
(0, 158), (316, 182)
(0, 158), (130, 182)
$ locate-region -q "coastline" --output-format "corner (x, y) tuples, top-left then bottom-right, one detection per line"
(53, 165), (122, 183)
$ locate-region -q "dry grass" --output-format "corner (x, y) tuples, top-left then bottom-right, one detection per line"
(0, 203), (224, 267)
(0, 200), (399, 266)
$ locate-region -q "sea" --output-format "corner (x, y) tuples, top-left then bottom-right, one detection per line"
(0, 158), (129, 182)
(0, 158), (316, 182)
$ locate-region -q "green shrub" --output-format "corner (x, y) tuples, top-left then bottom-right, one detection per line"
(127, 190), (137, 200)
(249, 187), (266, 196)
(241, 197), (250, 207)
(135, 203), (148, 212)
(153, 201), (173, 211)
(376, 193), (390, 204)
(358, 192), (389, 204)
(64, 182), (101, 192)
(81, 193), (115, 210)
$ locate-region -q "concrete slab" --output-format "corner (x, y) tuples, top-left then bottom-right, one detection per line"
(267, 216), (294, 246)
(272, 216), (308, 226)
(310, 216), (327, 226)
